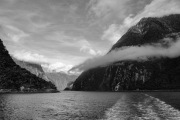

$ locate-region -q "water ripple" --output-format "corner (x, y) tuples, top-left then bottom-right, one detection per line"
(1, 92), (180, 120)
(102, 93), (180, 120)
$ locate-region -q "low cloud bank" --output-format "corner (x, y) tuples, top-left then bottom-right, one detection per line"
(69, 37), (180, 72)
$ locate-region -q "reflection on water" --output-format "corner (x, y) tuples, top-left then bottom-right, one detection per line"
(0, 91), (180, 120)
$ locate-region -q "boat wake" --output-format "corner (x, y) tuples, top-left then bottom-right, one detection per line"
(102, 93), (180, 120)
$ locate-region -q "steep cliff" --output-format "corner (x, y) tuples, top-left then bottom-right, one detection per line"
(0, 39), (57, 91)
(73, 14), (180, 91)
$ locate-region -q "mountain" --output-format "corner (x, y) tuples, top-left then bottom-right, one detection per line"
(12, 57), (45, 77)
(72, 14), (180, 91)
(12, 58), (77, 90)
(45, 72), (77, 90)
(0, 39), (57, 91)
(12, 57), (50, 81)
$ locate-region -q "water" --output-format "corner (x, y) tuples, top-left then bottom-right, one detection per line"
(0, 91), (180, 120)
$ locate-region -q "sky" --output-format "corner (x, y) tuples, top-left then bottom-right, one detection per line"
(0, 0), (180, 73)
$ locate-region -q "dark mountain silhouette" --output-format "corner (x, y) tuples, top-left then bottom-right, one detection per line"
(72, 14), (180, 91)
(0, 39), (57, 91)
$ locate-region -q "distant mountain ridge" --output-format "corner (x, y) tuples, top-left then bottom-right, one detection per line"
(0, 39), (57, 91)
(12, 57), (50, 81)
(72, 14), (180, 91)
(12, 57), (77, 90)
(45, 72), (77, 90)
(12, 57), (44, 76)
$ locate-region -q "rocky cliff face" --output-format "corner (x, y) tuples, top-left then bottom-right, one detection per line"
(0, 39), (57, 90)
(72, 14), (180, 91)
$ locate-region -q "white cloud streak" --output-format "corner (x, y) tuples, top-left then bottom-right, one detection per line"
(70, 37), (180, 72)
(12, 50), (48, 63)
(1, 25), (29, 42)
(80, 46), (97, 56)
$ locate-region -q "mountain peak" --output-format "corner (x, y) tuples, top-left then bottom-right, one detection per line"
(110, 14), (180, 51)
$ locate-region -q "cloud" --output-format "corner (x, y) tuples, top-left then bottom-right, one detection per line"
(28, 12), (52, 29)
(4, 0), (18, 4)
(0, 0), (111, 68)
(127, 0), (180, 26)
(88, 0), (130, 18)
(101, 24), (123, 44)
(88, 0), (150, 22)
(78, 38), (104, 56)
(101, 14), (135, 43)
(45, 31), (105, 57)
(12, 50), (48, 63)
(80, 45), (103, 56)
(70, 37), (180, 72)
(42, 62), (73, 73)
(1, 25), (29, 42)
(45, 31), (91, 47)
(102, 0), (180, 43)
(12, 50), (74, 73)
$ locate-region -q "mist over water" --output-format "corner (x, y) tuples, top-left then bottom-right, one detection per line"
(70, 37), (180, 72)
(1, 92), (180, 120)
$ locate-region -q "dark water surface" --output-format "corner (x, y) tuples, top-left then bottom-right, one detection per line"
(0, 91), (180, 120)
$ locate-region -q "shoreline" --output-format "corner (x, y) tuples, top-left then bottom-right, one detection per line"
(0, 89), (60, 94)
(69, 90), (180, 92)
(2, 89), (180, 94)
